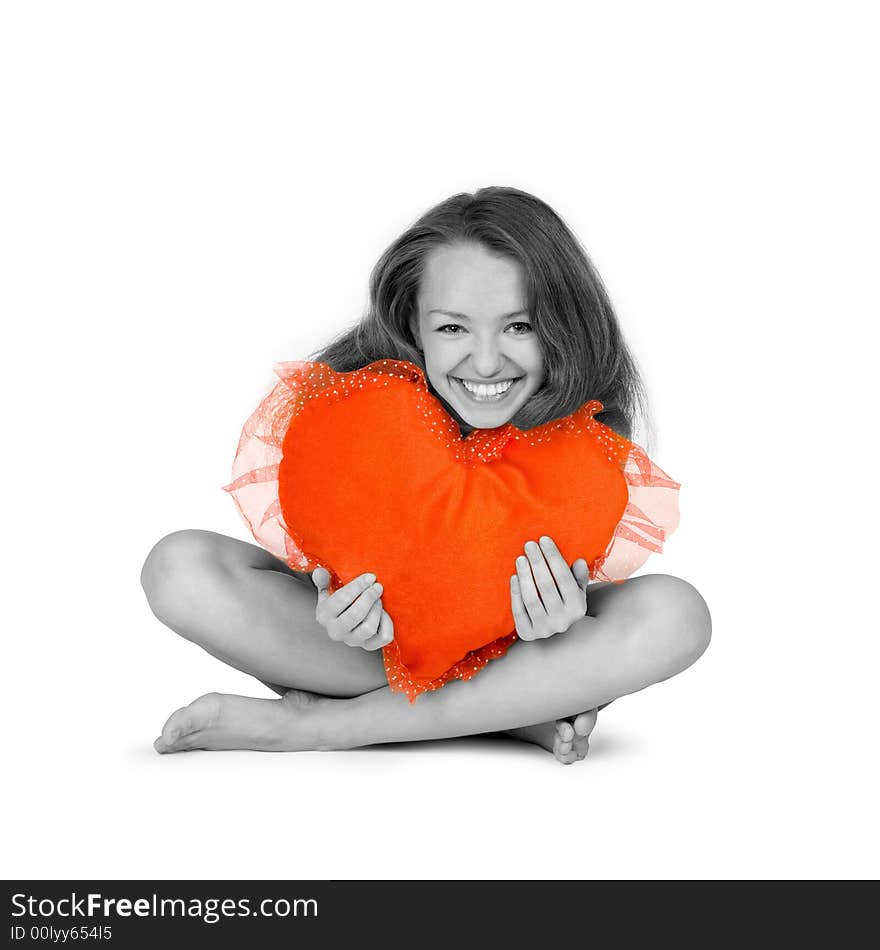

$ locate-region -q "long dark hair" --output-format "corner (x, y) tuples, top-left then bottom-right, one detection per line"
(308, 186), (651, 444)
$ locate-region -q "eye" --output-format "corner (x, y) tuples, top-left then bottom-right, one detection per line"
(436, 322), (532, 336)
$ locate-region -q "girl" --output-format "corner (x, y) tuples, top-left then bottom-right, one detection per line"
(141, 186), (711, 764)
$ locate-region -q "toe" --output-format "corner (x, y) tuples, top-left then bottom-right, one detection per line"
(573, 709), (598, 737)
(573, 736), (590, 760)
(556, 720), (575, 743)
(553, 734), (576, 763)
(156, 694), (220, 752)
(158, 706), (186, 745)
(161, 721), (188, 751)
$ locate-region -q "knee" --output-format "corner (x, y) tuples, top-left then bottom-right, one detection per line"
(140, 529), (226, 624)
(632, 574), (712, 671)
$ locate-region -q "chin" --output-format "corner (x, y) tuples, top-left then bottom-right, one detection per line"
(455, 400), (521, 431)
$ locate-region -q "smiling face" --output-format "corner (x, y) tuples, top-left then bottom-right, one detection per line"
(410, 242), (545, 434)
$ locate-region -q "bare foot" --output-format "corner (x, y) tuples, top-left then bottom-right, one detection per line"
(505, 709), (598, 765)
(153, 688), (323, 754)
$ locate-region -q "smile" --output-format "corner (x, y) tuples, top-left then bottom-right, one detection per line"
(451, 376), (522, 402)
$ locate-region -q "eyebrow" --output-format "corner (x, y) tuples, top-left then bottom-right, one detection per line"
(427, 309), (529, 321)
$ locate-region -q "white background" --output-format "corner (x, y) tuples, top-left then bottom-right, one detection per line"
(2, 1), (877, 880)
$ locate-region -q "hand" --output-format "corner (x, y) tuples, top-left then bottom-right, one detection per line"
(510, 536), (590, 641)
(311, 566), (394, 651)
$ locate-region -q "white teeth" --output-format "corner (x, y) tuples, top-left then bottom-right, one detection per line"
(457, 378), (516, 400)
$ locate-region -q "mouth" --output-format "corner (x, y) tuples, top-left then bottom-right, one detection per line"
(450, 376), (523, 404)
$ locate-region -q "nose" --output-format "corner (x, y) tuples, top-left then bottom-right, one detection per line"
(470, 335), (505, 379)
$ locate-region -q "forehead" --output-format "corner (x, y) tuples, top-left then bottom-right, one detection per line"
(418, 243), (526, 315)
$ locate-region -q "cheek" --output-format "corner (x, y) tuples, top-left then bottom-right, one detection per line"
(424, 356), (454, 392)
(527, 373), (545, 397)
(427, 354), (452, 380)
(526, 350), (545, 385)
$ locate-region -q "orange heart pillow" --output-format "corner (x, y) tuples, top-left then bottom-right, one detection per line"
(225, 359), (681, 701)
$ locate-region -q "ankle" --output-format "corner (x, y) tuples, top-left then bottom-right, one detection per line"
(311, 689), (398, 751)
(302, 694), (362, 751)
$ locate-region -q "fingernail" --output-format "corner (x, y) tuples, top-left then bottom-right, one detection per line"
(364, 573), (376, 584)
(539, 536), (551, 546)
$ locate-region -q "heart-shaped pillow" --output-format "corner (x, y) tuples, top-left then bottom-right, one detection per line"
(225, 359), (680, 701)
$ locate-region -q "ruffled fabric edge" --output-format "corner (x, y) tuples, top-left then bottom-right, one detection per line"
(383, 633), (519, 703)
(588, 441), (682, 584)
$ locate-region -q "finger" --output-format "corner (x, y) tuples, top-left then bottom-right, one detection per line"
(311, 566), (330, 593)
(571, 557), (591, 593)
(344, 598), (384, 646)
(510, 574), (534, 639)
(360, 610), (394, 651)
(537, 536), (583, 601)
(323, 572), (377, 616)
(524, 540), (564, 611)
(339, 582), (384, 629)
(515, 554), (547, 626)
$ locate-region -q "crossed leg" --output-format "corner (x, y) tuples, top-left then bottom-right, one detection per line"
(141, 530), (710, 760)
(142, 530), (390, 695)
(142, 530), (608, 761)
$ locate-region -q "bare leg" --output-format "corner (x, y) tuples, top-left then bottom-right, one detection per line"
(141, 529), (387, 697)
(154, 573), (711, 756)
(144, 529), (609, 761)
